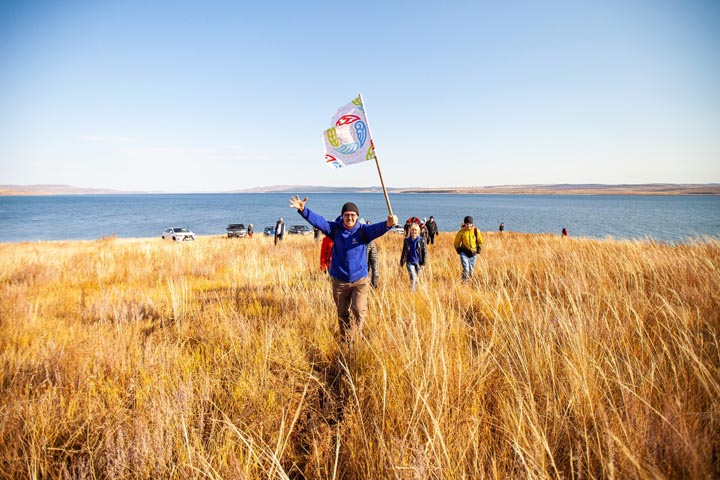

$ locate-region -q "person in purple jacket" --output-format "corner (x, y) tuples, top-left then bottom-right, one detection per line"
(289, 195), (398, 340)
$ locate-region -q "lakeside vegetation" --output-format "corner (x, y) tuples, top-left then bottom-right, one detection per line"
(1, 233), (718, 478)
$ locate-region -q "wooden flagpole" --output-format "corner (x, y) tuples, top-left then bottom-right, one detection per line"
(358, 93), (394, 218)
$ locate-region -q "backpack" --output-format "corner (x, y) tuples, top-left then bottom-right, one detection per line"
(474, 227), (482, 253)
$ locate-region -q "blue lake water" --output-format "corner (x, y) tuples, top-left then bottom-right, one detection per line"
(1, 193), (719, 243)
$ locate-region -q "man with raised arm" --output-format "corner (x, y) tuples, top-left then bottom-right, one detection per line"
(289, 195), (398, 341)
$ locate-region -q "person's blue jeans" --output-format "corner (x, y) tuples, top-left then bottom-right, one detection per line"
(459, 252), (476, 281)
(406, 263), (420, 291)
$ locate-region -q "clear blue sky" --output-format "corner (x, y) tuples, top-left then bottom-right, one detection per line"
(1, 0), (718, 192)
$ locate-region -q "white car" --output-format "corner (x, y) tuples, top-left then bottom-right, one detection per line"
(162, 227), (196, 241)
(389, 224), (405, 235)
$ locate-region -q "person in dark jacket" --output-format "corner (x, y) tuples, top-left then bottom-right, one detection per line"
(400, 223), (427, 291)
(419, 221), (429, 243)
(426, 216), (439, 245)
(289, 195), (398, 340)
(274, 218), (285, 245)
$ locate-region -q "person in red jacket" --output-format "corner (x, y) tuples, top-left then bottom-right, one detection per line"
(320, 235), (334, 274)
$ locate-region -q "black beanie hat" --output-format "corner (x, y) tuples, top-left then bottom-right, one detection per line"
(342, 202), (359, 215)
(464, 215), (473, 224)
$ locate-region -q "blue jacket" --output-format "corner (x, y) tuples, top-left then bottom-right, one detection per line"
(299, 206), (390, 282)
(400, 236), (426, 267)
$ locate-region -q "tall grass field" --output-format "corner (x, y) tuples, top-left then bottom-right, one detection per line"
(1, 232), (718, 479)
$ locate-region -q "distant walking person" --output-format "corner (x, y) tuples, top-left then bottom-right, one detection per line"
(426, 216), (439, 245)
(274, 218), (285, 245)
(288, 195), (398, 340)
(419, 220), (429, 243)
(453, 216), (483, 283)
(400, 223), (427, 291)
(365, 220), (379, 289)
(498, 222), (504, 233)
(247, 224), (254, 238)
(562, 227), (568, 237)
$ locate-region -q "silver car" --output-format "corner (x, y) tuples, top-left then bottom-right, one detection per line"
(288, 224), (313, 235)
(226, 223), (247, 238)
(162, 227), (196, 241)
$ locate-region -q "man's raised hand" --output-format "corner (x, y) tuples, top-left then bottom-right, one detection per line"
(289, 195), (308, 212)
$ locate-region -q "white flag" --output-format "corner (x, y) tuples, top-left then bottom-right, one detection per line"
(322, 95), (375, 169)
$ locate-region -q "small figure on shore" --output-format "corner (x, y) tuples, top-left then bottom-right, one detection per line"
(289, 195), (397, 341)
(400, 223), (427, 291)
(247, 224), (254, 238)
(498, 222), (504, 233)
(426, 216), (439, 245)
(320, 235), (333, 274)
(274, 218), (285, 245)
(365, 220), (379, 289)
(453, 216), (483, 283)
(314, 227), (321, 242)
(562, 227), (568, 237)
(419, 220), (429, 243)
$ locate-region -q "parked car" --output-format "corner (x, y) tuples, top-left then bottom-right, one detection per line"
(288, 224), (313, 235)
(162, 227), (196, 241)
(389, 224), (405, 235)
(226, 223), (247, 238)
(263, 225), (275, 236)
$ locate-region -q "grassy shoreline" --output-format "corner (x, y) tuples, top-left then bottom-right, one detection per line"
(1, 233), (718, 478)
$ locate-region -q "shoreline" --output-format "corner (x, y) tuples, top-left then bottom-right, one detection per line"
(2, 184), (719, 197)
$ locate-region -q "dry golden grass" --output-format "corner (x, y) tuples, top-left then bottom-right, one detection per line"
(1, 232), (718, 479)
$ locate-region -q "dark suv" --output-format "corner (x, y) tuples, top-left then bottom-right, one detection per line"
(226, 223), (247, 238)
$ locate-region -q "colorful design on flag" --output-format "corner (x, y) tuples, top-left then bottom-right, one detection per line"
(325, 154), (342, 169)
(365, 141), (375, 161)
(322, 96), (375, 168)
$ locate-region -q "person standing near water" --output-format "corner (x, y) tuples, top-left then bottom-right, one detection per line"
(426, 216), (439, 245)
(274, 218), (285, 245)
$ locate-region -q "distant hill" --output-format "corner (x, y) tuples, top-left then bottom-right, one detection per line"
(237, 183), (720, 195)
(2, 183), (719, 196)
(232, 185), (399, 194)
(0, 184), (127, 196)
(398, 183), (720, 195)
(0, 184), (167, 196)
